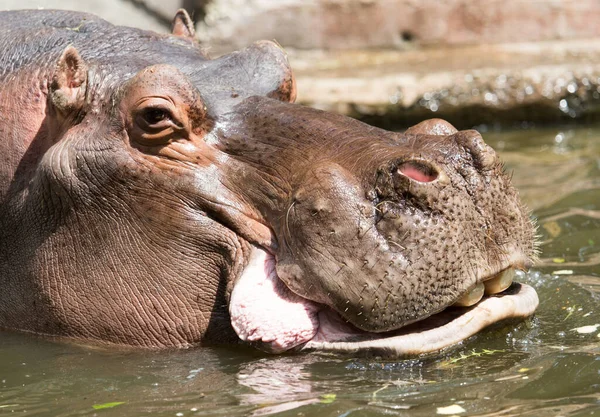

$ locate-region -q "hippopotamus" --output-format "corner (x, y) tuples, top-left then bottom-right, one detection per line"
(0, 9), (538, 356)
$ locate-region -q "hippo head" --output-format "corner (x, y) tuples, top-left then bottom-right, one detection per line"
(6, 10), (537, 355)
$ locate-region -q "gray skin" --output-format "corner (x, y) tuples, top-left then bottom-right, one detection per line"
(0, 10), (536, 349)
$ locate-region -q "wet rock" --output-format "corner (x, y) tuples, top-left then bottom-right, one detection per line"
(289, 41), (600, 128)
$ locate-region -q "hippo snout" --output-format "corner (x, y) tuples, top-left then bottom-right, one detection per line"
(218, 101), (537, 337)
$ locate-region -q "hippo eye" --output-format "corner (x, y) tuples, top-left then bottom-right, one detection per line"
(131, 99), (186, 145)
(137, 106), (179, 131)
(143, 107), (169, 125)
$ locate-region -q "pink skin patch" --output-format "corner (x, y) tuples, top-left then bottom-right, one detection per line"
(229, 249), (321, 352)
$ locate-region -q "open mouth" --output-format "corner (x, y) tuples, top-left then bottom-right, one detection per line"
(229, 247), (539, 357)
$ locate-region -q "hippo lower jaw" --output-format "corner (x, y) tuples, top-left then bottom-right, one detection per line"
(229, 247), (539, 356)
(303, 283), (538, 357)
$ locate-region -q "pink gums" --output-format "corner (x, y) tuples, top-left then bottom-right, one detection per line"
(229, 248), (321, 352)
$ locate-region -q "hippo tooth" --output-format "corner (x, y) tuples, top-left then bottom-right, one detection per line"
(453, 282), (485, 307)
(483, 268), (515, 295)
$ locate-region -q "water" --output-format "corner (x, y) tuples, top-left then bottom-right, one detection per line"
(1, 126), (599, 417)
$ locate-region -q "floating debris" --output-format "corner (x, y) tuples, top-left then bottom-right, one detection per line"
(439, 349), (504, 367)
(437, 404), (466, 415)
(571, 324), (599, 334)
(92, 402), (125, 410)
(320, 393), (337, 404)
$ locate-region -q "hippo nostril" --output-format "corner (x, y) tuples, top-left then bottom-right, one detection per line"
(397, 161), (438, 183)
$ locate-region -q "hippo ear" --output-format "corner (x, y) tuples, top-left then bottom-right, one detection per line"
(224, 40), (297, 103)
(50, 46), (87, 117)
(405, 118), (458, 136)
(171, 9), (195, 39)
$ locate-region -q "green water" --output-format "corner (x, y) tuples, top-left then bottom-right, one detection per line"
(1, 126), (599, 416)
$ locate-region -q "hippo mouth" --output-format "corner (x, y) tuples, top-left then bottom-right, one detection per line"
(229, 247), (539, 357)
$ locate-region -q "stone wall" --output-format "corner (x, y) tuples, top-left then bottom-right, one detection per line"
(198, 0), (600, 53)
(7, 0), (600, 51)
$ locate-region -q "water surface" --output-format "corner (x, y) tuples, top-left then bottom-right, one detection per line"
(1, 126), (599, 416)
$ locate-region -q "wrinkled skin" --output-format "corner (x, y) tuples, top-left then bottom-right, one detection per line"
(0, 10), (537, 354)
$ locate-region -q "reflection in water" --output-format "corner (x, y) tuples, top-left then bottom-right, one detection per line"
(0, 126), (599, 416)
(237, 357), (320, 416)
